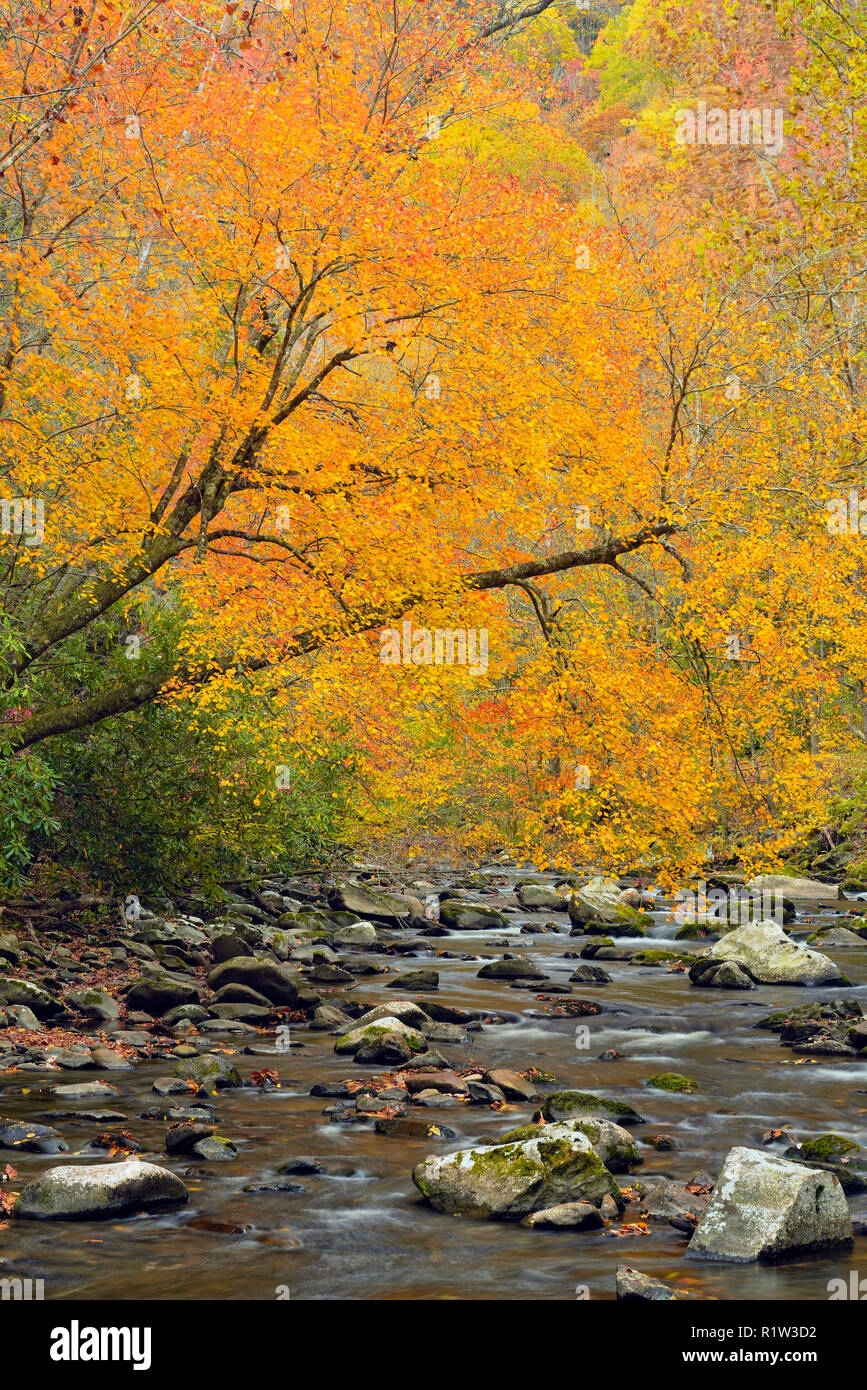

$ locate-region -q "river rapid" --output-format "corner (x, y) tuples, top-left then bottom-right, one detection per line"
(2, 867), (866, 1301)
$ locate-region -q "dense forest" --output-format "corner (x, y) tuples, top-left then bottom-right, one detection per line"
(0, 0), (866, 1324)
(0, 0), (865, 896)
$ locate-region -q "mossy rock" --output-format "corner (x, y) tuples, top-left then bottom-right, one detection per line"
(172, 1053), (243, 1091)
(800, 1134), (861, 1161)
(631, 949), (695, 967)
(439, 901), (508, 930)
(334, 1020), (426, 1055)
(756, 999), (862, 1032)
(499, 1117), (638, 1172)
(783, 1134), (867, 1193)
(613, 906), (651, 936)
(541, 1089), (646, 1126)
(674, 923), (718, 941)
(645, 1072), (699, 1094)
(412, 1128), (620, 1219)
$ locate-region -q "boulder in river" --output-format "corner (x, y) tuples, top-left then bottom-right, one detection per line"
(386, 969), (439, 991)
(125, 974), (201, 1017)
(334, 1017), (426, 1056)
(541, 1089), (646, 1126)
(747, 874), (842, 902)
(501, 1117), (639, 1172)
(0, 1120), (69, 1154)
(173, 1053), (243, 1090)
(645, 1072), (699, 1093)
(517, 884), (567, 911)
(694, 919), (844, 986)
(782, 1135), (867, 1193)
(520, 1200), (603, 1229)
(0, 975), (63, 1018)
(206, 956), (299, 1005)
(328, 882), (420, 922)
(14, 1159), (189, 1220)
(688, 958), (754, 989)
(66, 987), (120, 1022)
(477, 957), (545, 980)
(412, 1125), (620, 1219)
(332, 922), (378, 947)
(439, 900), (507, 930)
(354, 1000), (430, 1029)
(686, 1146), (852, 1262)
(566, 877), (650, 935)
(355, 1032), (418, 1065)
(615, 1267), (680, 1300)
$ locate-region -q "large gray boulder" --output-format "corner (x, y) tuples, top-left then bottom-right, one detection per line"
(567, 877), (649, 935)
(125, 974), (200, 1017)
(15, 1159), (189, 1220)
(334, 1016), (426, 1056)
(697, 919), (843, 986)
(206, 956), (298, 1005)
(517, 884), (567, 911)
(541, 1089), (646, 1126)
(327, 882), (420, 922)
(332, 921), (378, 946)
(500, 1117), (638, 1172)
(686, 1146), (852, 1262)
(412, 1125), (620, 1219)
(748, 874), (842, 902)
(354, 1000), (430, 1029)
(439, 900), (507, 930)
(173, 1052), (243, 1090)
(66, 987), (120, 1022)
(0, 975), (63, 1018)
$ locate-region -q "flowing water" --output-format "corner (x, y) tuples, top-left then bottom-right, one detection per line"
(3, 872), (866, 1301)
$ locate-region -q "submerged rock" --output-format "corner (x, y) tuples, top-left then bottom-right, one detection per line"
(15, 1159), (189, 1220)
(645, 1072), (699, 1093)
(412, 1126), (620, 1219)
(686, 1146), (852, 1263)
